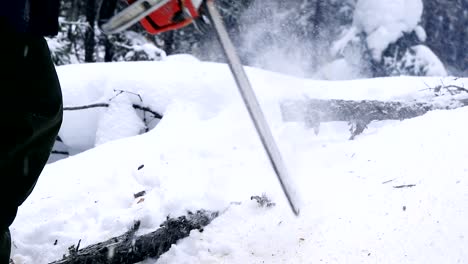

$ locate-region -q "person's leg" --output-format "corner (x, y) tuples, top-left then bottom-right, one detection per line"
(0, 30), (63, 262)
(0, 230), (10, 264)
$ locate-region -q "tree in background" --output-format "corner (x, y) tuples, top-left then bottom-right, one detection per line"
(422, 0), (467, 76)
(47, 0), (466, 78)
(48, 0), (166, 65)
(85, 0), (97, 62)
(328, 0), (448, 79)
(158, 0), (253, 62)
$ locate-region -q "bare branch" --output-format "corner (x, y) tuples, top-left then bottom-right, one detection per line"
(132, 104), (162, 119)
(113, 89), (144, 103)
(63, 103), (162, 119)
(63, 103), (109, 111)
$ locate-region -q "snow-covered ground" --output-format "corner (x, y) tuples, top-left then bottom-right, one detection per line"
(10, 56), (468, 263)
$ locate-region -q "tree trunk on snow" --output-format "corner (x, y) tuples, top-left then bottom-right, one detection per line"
(49, 210), (218, 264)
(281, 97), (468, 139)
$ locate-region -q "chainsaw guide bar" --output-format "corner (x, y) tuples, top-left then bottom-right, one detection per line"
(101, 0), (301, 216)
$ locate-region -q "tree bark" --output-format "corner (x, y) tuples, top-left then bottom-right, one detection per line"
(104, 37), (114, 62)
(97, 0), (118, 62)
(49, 210), (218, 264)
(85, 0), (96, 62)
(281, 97), (468, 139)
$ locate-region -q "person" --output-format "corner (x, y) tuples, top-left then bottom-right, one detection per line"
(0, 0), (63, 262)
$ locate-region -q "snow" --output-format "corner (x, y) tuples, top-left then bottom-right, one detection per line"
(9, 58), (468, 264)
(353, 0), (423, 60)
(414, 25), (427, 42)
(313, 58), (363, 80)
(57, 55), (229, 152)
(330, 27), (358, 57)
(95, 95), (146, 146)
(122, 31), (167, 60)
(407, 45), (448, 76)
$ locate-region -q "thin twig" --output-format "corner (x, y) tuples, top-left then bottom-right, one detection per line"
(382, 179), (396, 184)
(445, 84), (468, 93)
(393, 184), (416, 189)
(51, 150), (69, 156)
(109, 90), (125, 102)
(114, 89), (144, 103)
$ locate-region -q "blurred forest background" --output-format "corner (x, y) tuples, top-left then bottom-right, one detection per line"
(48, 0), (467, 79)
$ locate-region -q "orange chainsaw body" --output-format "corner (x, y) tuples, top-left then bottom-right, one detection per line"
(128, 0), (200, 34)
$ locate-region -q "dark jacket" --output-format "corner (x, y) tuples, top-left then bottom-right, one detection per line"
(0, 0), (60, 36)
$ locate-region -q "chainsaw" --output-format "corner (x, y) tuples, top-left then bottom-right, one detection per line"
(100, 0), (301, 216)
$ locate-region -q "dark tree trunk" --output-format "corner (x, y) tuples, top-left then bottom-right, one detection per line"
(97, 0), (118, 62)
(66, 0), (80, 40)
(97, 0), (118, 25)
(160, 31), (175, 55)
(104, 37), (114, 62)
(85, 0), (96, 62)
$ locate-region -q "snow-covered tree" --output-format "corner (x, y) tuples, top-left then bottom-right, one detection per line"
(329, 0), (447, 78)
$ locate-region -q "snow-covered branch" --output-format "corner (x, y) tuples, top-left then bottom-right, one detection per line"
(63, 103), (163, 120)
(281, 96), (468, 140)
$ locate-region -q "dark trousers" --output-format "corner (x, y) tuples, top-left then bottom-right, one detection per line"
(0, 23), (63, 263)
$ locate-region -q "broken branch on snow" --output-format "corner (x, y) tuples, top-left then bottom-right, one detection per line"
(49, 210), (218, 264)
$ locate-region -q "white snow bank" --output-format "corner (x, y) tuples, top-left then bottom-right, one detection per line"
(10, 59), (468, 264)
(57, 55), (231, 151)
(56, 56), (454, 154)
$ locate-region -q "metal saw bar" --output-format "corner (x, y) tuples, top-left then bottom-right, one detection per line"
(100, 0), (301, 216)
(204, 0), (300, 215)
(101, 0), (171, 34)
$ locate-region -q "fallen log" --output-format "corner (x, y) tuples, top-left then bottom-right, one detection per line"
(50, 210), (218, 264)
(280, 97), (468, 139)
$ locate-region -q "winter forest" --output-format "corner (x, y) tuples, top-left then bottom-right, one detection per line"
(9, 0), (468, 263)
(50, 0), (467, 78)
